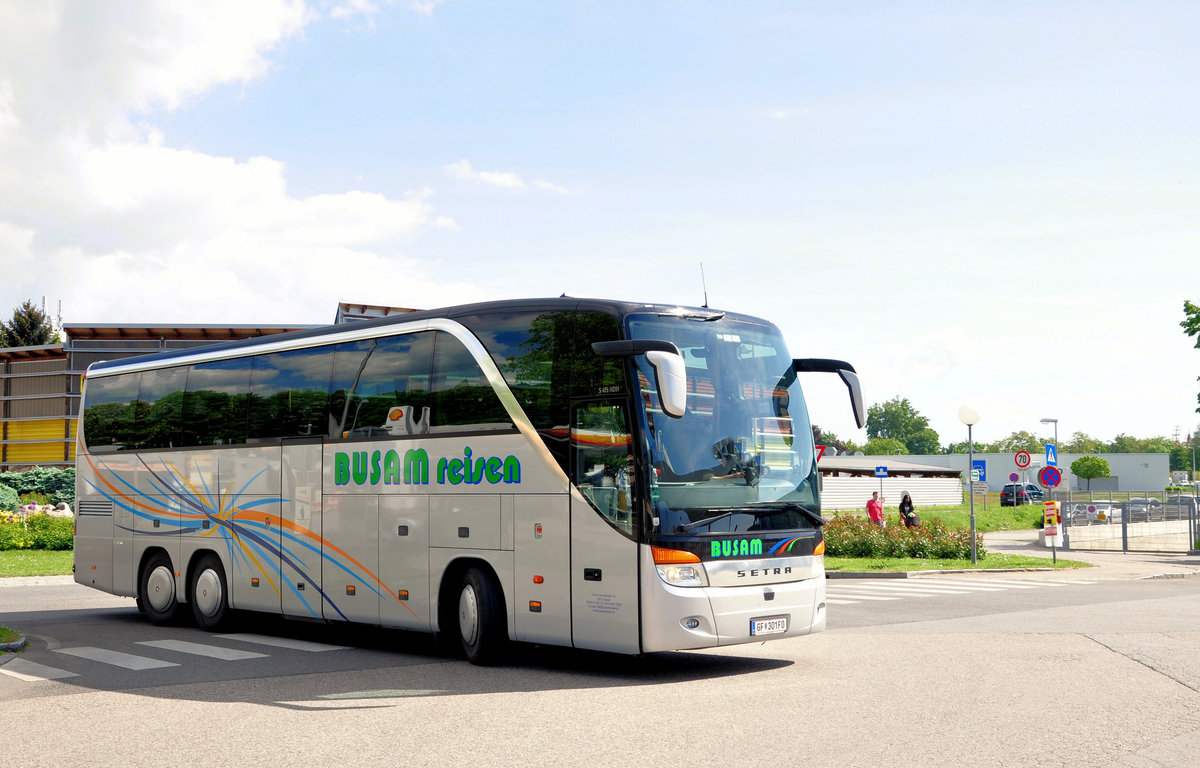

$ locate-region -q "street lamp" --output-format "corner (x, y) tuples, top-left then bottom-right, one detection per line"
(1040, 417), (1058, 454)
(959, 405), (980, 564)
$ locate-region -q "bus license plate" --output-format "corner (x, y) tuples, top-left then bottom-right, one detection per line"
(750, 615), (788, 636)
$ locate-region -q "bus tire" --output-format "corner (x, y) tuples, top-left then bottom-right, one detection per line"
(190, 554), (231, 631)
(138, 551), (181, 624)
(457, 567), (507, 666)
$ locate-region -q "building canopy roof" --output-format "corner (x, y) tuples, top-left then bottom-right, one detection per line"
(818, 455), (962, 477)
(63, 323), (314, 342)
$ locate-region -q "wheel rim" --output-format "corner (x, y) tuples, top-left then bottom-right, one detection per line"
(146, 565), (175, 612)
(194, 568), (223, 618)
(458, 583), (479, 646)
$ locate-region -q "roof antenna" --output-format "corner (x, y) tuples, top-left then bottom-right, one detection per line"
(700, 262), (709, 308)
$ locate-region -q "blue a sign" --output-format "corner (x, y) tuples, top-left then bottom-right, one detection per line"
(972, 460), (987, 482)
(875, 466), (888, 478)
(1045, 444), (1058, 467)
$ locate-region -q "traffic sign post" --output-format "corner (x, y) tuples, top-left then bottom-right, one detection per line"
(1015, 451), (1032, 469)
(1045, 443), (1058, 467)
(1038, 466), (1061, 488)
(875, 466), (887, 501)
(1043, 501), (1061, 563)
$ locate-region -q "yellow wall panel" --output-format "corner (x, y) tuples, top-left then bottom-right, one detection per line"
(7, 443), (65, 462)
(7, 420), (68, 441)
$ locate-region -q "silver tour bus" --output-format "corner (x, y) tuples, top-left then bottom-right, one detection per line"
(74, 298), (864, 664)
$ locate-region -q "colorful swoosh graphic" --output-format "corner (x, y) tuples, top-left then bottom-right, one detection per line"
(81, 450), (418, 622)
(767, 534), (816, 556)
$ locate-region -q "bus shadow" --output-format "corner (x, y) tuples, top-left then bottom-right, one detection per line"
(17, 608), (797, 707)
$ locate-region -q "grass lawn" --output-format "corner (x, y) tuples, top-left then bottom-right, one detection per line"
(0, 549), (73, 578)
(827, 552), (1091, 572)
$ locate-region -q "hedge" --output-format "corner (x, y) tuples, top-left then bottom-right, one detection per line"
(0, 467), (74, 507)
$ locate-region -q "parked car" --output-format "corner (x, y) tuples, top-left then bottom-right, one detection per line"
(1163, 495), (1199, 520)
(1000, 483), (1045, 506)
(1121, 497), (1163, 522)
(1063, 500), (1121, 525)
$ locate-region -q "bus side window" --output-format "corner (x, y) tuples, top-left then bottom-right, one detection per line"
(180, 358), (252, 447)
(342, 332), (434, 438)
(572, 400), (634, 535)
(429, 332), (511, 431)
(81, 372), (142, 451)
(248, 346), (335, 440)
(137, 366), (188, 449)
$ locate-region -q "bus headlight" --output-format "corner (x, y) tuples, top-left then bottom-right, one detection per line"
(655, 563), (707, 587)
(651, 546), (708, 587)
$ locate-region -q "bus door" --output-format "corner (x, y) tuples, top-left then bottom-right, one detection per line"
(281, 439), (323, 619)
(569, 399), (641, 653)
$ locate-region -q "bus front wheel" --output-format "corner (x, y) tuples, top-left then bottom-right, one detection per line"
(457, 567), (507, 665)
(190, 554), (231, 631)
(137, 551), (181, 624)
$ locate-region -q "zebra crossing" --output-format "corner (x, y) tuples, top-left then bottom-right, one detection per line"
(825, 576), (1100, 605)
(0, 633), (349, 683)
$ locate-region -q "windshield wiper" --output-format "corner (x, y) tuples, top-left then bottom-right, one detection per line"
(676, 503), (825, 533)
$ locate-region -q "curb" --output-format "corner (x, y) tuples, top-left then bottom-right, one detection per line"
(828, 567), (1057, 579)
(0, 635), (28, 654)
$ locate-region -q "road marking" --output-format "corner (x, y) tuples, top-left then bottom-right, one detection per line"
(0, 658), (79, 682)
(930, 578), (1042, 589)
(215, 633), (350, 652)
(55, 646), (179, 670)
(905, 581), (1006, 591)
(137, 640), (268, 660)
(822, 592), (899, 601)
(829, 583), (971, 595)
(826, 586), (937, 598)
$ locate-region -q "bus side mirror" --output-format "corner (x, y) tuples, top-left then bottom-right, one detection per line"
(592, 340), (687, 419)
(793, 358), (866, 429)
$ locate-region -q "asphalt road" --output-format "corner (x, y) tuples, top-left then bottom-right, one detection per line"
(2, 574), (1199, 767)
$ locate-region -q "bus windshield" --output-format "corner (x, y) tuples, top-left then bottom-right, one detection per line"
(627, 314), (819, 536)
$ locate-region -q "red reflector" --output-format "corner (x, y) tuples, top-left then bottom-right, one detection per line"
(533, 575), (544, 584)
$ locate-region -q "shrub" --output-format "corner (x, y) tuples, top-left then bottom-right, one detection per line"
(823, 513), (984, 560)
(0, 484), (18, 513)
(24, 514), (74, 550)
(0, 467), (74, 507)
(19, 491), (52, 506)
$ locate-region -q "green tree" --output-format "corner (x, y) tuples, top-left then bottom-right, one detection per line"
(1064, 431), (1104, 454)
(2, 300), (56, 347)
(865, 397), (940, 454)
(988, 431), (1042, 453)
(862, 437), (908, 455)
(1071, 455), (1111, 490)
(1182, 300), (1200, 414)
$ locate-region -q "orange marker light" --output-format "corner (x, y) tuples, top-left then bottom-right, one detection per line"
(652, 546), (701, 565)
(814, 541), (825, 556)
(533, 575), (544, 584)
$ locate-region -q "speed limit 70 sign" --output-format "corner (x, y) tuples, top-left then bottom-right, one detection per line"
(1015, 450), (1032, 469)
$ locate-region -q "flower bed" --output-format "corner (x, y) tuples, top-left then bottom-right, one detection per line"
(0, 512), (75, 551)
(823, 513), (984, 560)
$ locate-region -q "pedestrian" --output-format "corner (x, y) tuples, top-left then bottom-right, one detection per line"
(899, 491), (920, 528)
(866, 491), (884, 526)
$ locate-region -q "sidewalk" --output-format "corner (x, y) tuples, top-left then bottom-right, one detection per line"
(983, 529), (1200, 581)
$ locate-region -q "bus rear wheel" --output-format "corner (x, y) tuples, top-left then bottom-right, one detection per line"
(137, 552), (181, 624)
(456, 567), (507, 665)
(190, 554), (231, 631)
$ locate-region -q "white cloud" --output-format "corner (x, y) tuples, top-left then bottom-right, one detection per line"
(0, 0), (469, 324)
(445, 158), (573, 195)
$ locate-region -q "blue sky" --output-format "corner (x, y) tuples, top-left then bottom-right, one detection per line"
(1, 0), (1198, 448)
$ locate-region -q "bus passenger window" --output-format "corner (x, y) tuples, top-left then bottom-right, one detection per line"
(429, 332), (511, 431)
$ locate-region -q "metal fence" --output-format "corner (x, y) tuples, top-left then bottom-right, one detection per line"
(1046, 490), (1199, 553)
